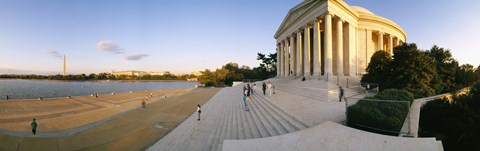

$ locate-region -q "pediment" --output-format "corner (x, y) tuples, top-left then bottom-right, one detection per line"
(274, 0), (326, 38)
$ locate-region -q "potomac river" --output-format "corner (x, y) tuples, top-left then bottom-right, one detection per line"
(0, 79), (199, 100)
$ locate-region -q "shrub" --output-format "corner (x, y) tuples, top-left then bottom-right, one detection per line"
(347, 89), (413, 136)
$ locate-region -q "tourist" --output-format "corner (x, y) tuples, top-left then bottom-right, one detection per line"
(31, 118), (37, 135)
(243, 85), (247, 95)
(244, 86), (250, 111)
(6, 95), (9, 100)
(252, 84), (257, 94)
(302, 76), (306, 81)
(339, 86), (345, 102)
(95, 93), (98, 98)
(142, 99), (146, 108)
(272, 85), (276, 94)
(267, 81), (272, 96)
(197, 104), (201, 121)
(262, 82), (267, 95)
(246, 85), (252, 111)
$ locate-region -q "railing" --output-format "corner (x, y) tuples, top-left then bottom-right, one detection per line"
(360, 83), (379, 96)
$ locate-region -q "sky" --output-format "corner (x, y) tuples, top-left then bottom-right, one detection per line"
(0, 0), (479, 75)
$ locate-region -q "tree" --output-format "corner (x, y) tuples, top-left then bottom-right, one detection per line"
(361, 51), (392, 90)
(257, 52), (277, 78)
(427, 45), (458, 93)
(455, 64), (477, 88)
(420, 83), (480, 151)
(197, 68), (230, 87)
(386, 43), (437, 97)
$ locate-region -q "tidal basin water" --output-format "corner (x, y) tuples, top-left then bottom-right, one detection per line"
(0, 79), (199, 100)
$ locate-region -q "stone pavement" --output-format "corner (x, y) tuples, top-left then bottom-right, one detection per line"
(147, 78), (361, 151)
(223, 121), (443, 151)
(0, 88), (191, 132)
(399, 93), (449, 137)
(0, 87), (220, 151)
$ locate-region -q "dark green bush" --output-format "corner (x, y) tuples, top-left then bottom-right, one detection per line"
(347, 89), (413, 136)
(420, 83), (480, 151)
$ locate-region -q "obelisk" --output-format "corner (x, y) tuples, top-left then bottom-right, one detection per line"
(63, 54), (66, 76)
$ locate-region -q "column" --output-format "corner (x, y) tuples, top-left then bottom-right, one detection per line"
(296, 30), (303, 76)
(395, 38), (400, 47)
(313, 18), (322, 76)
(290, 36), (296, 76)
(336, 18), (344, 76)
(347, 23), (356, 76)
(283, 37), (290, 76)
(388, 34), (393, 54)
(323, 13), (333, 76)
(304, 26), (311, 76)
(280, 41), (284, 76)
(276, 44), (280, 77)
(378, 32), (384, 51)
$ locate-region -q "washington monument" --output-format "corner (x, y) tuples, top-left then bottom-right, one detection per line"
(63, 54), (66, 76)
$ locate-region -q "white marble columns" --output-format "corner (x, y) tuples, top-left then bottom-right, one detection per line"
(388, 35), (393, 54)
(313, 18), (322, 76)
(378, 32), (384, 51)
(277, 13), (393, 78)
(304, 26), (311, 76)
(324, 14), (333, 76)
(335, 18), (344, 76)
(285, 40), (290, 76)
(290, 36), (296, 76)
(280, 41), (285, 76)
(277, 44), (281, 76)
(296, 31), (303, 76)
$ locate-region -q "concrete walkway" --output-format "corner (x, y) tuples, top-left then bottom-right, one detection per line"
(399, 93), (449, 137)
(0, 88), (220, 151)
(223, 121), (443, 151)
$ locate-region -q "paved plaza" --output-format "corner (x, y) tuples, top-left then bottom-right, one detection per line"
(0, 87), (220, 151)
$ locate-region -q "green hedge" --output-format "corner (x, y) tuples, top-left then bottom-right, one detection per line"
(347, 89), (413, 136)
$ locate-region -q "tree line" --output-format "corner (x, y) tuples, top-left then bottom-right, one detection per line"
(197, 52), (277, 87)
(0, 73), (196, 81)
(362, 43), (480, 98)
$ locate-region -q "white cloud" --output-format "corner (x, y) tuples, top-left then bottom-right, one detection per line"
(46, 50), (63, 59)
(125, 54), (149, 61)
(96, 40), (124, 53)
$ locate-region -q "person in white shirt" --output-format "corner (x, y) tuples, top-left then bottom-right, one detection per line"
(266, 81), (272, 96)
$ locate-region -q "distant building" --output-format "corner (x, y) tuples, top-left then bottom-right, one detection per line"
(112, 70), (148, 77)
(111, 70), (170, 77)
(191, 71), (202, 76)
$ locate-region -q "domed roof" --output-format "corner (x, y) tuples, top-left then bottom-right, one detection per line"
(351, 6), (375, 15)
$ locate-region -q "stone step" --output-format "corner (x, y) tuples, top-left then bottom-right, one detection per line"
(248, 94), (280, 136)
(244, 95), (270, 138)
(237, 94), (256, 139)
(239, 95), (261, 139)
(211, 94), (234, 151)
(204, 93), (230, 151)
(255, 92), (309, 130)
(251, 94), (295, 134)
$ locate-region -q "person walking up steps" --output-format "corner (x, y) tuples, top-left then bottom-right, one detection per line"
(267, 81), (272, 96)
(197, 104), (201, 121)
(243, 88), (249, 111)
(245, 86), (252, 111)
(31, 118), (37, 135)
(339, 86), (346, 102)
(262, 82), (266, 95)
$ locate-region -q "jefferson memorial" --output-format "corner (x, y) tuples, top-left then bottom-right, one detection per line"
(275, 0), (406, 77)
